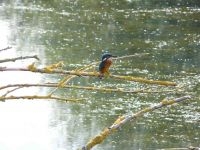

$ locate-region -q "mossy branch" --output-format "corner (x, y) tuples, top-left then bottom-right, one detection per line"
(0, 83), (176, 94)
(110, 74), (177, 86)
(0, 66), (177, 86)
(50, 62), (95, 95)
(49, 53), (152, 94)
(81, 95), (191, 150)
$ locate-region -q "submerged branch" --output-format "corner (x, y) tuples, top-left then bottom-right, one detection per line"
(0, 55), (39, 63)
(81, 95), (191, 150)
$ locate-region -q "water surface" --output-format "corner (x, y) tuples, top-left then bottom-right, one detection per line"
(0, 1), (199, 150)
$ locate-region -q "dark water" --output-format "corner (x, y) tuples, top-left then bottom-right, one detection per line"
(0, 1), (199, 150)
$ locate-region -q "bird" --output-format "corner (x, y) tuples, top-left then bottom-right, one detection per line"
(98, 52), (117, 79)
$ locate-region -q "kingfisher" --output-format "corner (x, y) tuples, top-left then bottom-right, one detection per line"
(98, 52), (117, 79)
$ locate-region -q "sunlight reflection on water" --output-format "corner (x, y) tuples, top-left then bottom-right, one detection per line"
(0, 13), (53, 150)
(0, 21), (11, 52)
(0, 1), (200, 150)
(0, 101), (52, 150)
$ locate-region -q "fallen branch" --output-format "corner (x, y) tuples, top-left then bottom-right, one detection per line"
(0, 55), (39, 63)
(81, 95), (191, 150)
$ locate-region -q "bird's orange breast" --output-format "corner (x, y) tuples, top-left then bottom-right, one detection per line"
(100, 58), (112, 74)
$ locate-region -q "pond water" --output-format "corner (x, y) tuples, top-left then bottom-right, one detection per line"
(0, 1), (199, 150)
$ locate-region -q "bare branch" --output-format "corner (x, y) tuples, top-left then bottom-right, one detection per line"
(0, 94), (84, 103)
(110, 74), (177, 86)
(0, 46), (12, 52)
(113, 53), (150, 60)
(0, 83), (176, 94)
(0, 55), (39, 63)
(155, 146), (200, 150)
(1, 86), (23, 97)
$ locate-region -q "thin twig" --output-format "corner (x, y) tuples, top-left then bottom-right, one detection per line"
(0, 94), (84, 103)
(113, 53), (150, 60)
(0, 46), (12, 52)
(0, 83), (177, 94)
(0, 55), (39, 63)
(110, 74), (177, 86)
(156, 146), (200, 150)
(2, 86), (23, 97)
